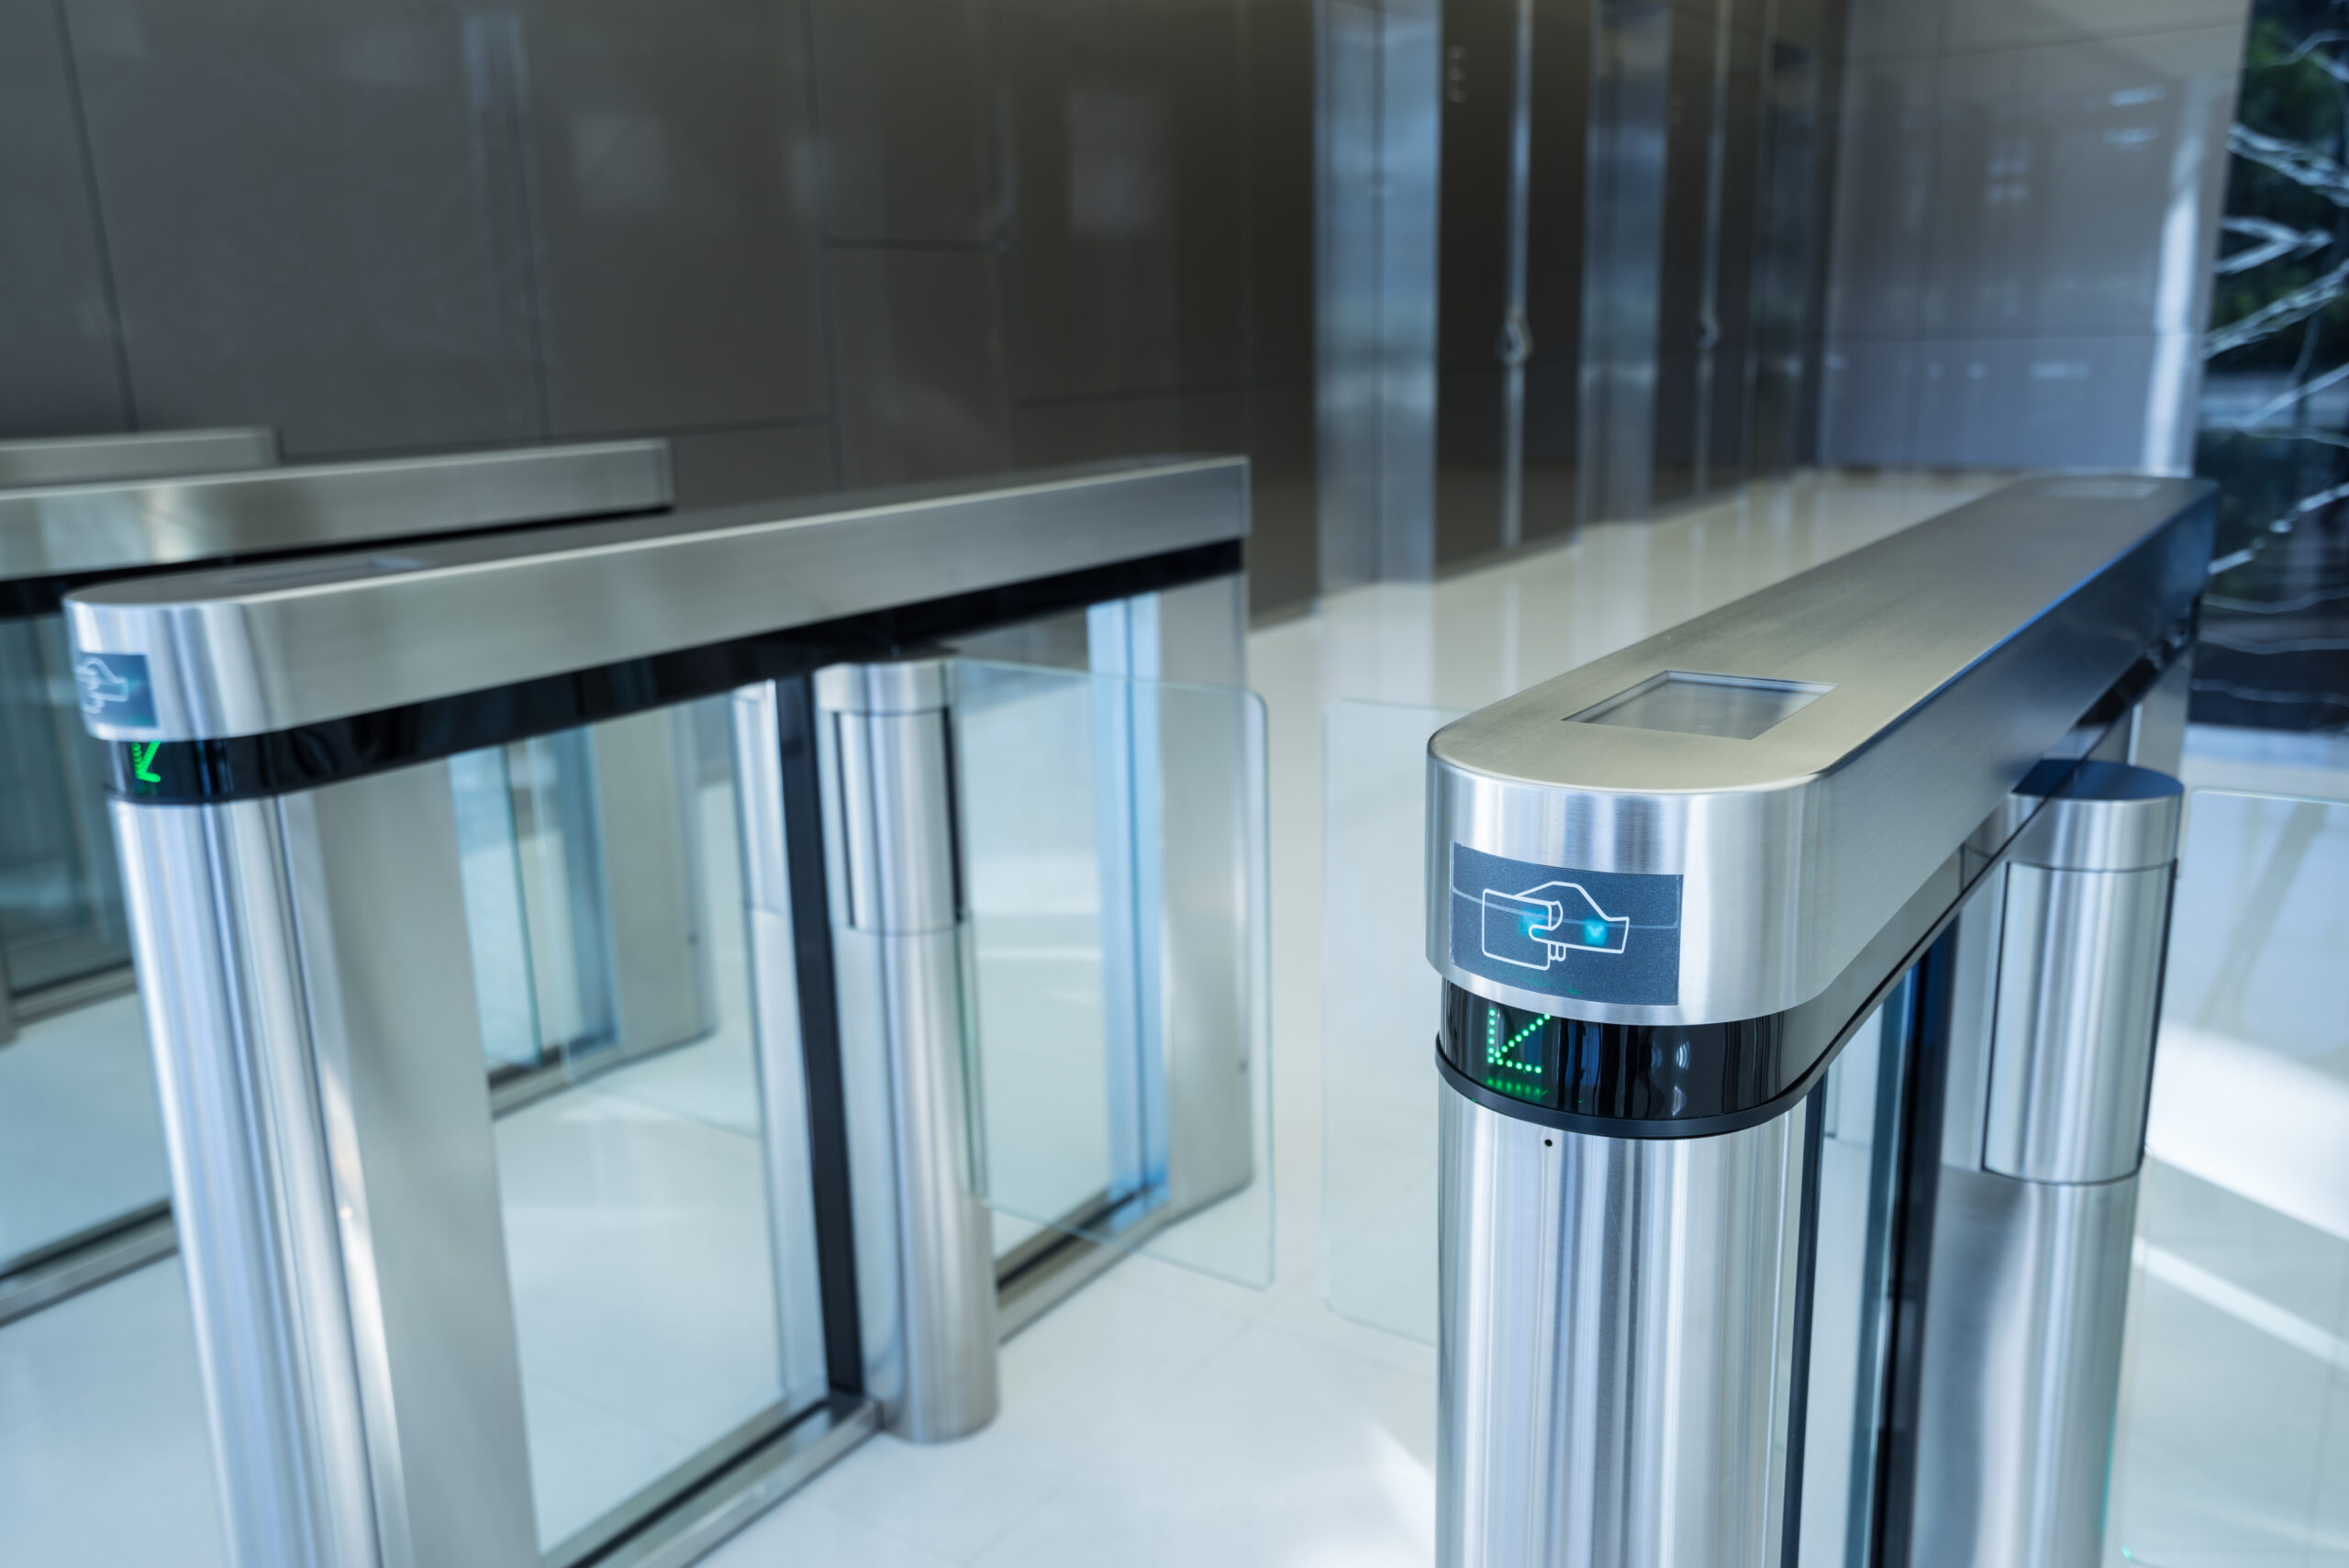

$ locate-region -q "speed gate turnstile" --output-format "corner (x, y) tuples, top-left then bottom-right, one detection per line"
(0, 439), (674, 1318)
(67, 459), (1260, 1568)
(1426, 476), (2209, 1567)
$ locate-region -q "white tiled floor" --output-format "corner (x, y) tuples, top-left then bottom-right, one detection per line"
(8, 470), (2346, 1567)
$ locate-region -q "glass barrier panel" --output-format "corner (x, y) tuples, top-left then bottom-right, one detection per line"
(1319, 698), (1466, 1342)
(0, 613), (168, 1280)
(955, 659), (1274, 1289)
(450, 692), (825, 1561)
(2106, 786), (2349, 1565)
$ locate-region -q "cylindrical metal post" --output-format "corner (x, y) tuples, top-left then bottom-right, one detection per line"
(815, 659), (1000, 1443)
(1912, 761), (2182, 1568)
(1439, 1078), (1809, 1566)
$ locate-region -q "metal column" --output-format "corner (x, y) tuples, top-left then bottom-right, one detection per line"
(1911, 762), (2181, 1567)
(816, 659), (1001, 1443)
(1438, 1084), (1809, 1564)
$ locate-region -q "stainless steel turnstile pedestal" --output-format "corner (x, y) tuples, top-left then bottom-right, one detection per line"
(1420, 476), (2214, 1568)
(1438, 1088), (1809, 1565)
(1911, 762), (2181, 1568)
(816, 659), (1002, 1443)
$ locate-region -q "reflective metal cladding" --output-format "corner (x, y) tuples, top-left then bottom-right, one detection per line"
(1428, 475), (2215, 1040)
(64, 457), (1247, 744)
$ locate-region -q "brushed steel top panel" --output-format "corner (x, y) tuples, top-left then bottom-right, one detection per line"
(1429, 474), (2214, 1024)
(0, 428), (279, 490)
(4, 440), (672, 586)
(68, 457), (1248, 742)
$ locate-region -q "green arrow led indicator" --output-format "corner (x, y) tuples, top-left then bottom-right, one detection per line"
(130, 741), (162, 785)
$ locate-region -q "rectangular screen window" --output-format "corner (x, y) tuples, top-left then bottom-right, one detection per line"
(1565, 671), (1832, 740)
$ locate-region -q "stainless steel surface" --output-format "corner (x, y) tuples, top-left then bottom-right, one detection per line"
(1910, 1167), (2140, 1568)
(1428, 476), (2212, 1024)
(1576, 0), (1670, 525)
(729, 684), (836, 1416)
(3, 440), (670, 585)
(1438, 1085), (1807, 1567)
(1983, 767), (2181, 1186)
(2009, 763), (2186, 878)
(1318, 0), (1440, 586)
(817, 658), (1000, 1442)
(1912, 758), (2180, 1567)
(68, 457), (1248, 742)
(112, 795), (381, 1568)
(0, 428), (278, 489)
(1983, 864), (2172, 1184)
(115, 766), (542, 1568)
(278, 767), (539, 1568)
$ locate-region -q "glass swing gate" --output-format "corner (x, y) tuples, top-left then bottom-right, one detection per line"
(0, 435), (670, 1320)
(64, 458), (1269, 1568)
(1423, 474), (2212, 1568)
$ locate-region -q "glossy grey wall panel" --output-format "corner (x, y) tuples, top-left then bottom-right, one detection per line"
(514, 0), (830, 435)
(667, 421), (838, 508)
(1829, 54), (1935, 338)
(812, 0), (1006, 244)
(7, 0), (1317, 612)
(2015, 26), (2240, 335)
(1433, 0), (1520, 562)
(1002, 0), (1249, 403)
(1822, 0), (2245, 472)
(0, 3), (126, 435)
(1943, 0), (2246, 54)
(1243, 0), (1318, 388)
(65, 0), (541, 457)
(1820, 338), (1921, 463)
(831, 249), (1011, 486)
(1520, 0), (1590, 541)
(1650, 0), (1714, 506)
(1916, 45), (2023, 336)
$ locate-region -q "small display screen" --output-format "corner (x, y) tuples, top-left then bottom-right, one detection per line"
(1565, 671), (1832, 740)
(1447, 987), (1564, 1106)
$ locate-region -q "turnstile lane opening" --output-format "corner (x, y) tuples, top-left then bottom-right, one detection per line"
(0, 439), (673, 1324)
(66, 460), (1264, 1568)
(1425, 475), (2210, 1568)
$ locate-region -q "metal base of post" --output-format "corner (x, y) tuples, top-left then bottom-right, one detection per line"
(1438, 1083), (1809, 1567)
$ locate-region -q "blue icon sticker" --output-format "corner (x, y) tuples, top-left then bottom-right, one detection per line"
(1449, 844), (1682, 1006)
(74, 652), (156, 729)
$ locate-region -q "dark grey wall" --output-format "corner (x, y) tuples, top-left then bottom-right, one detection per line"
(0, 0), (1316, 614)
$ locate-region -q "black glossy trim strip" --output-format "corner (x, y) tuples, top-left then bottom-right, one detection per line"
(1436, 1044), (1835, 1140)
(775, 675), (866, 1397)
(106, 540), (1241, 804)
(1873, 929), (1958, 1568)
